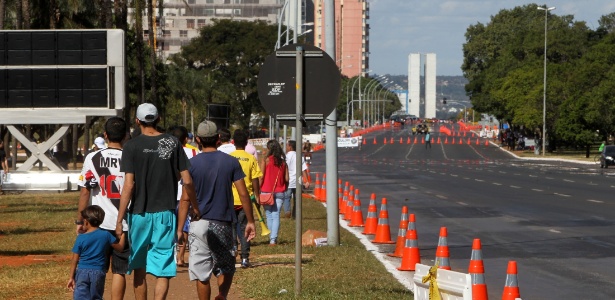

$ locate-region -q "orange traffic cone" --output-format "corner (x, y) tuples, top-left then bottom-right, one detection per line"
(502, 261), (520, 300)
(452, 138), (455, 144)
(421, 137), (425, 144)
(390, 137), (394, 144)
(464, 131), (467, 137)
(344, 186), (354, 220)
(337, 180), (343, 212)
(437, 137), (441, 144)
(372, 198), (395, 244)
(340, 190), (349, 215)
(349, 189), (365, 227)
(445, 137), (448, 144)
(362, 193), (378, 235)
(399, 137), (403, 144)
(314, 174), (321, 199)
(362, 138), (366, 145)
(468, 238), (488, 300)
(407, 137), (411, 144)
(435, 227), (451, 270)
(476, 138), (479, 145)
(384, 137), (387, 144)
(397, 214), (420, 271)
(388, 206), (409, 257)
(485, 139), (489, 146)
(467, 138), (471, 144)
(414, 136), (418, 144)
(373, 137), (377, 144)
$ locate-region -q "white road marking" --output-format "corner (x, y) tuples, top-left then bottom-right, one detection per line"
(549, 229), (561, 234)
(529, 175), (538, 178)
(458, 202), (468, 206)
(532, 188), (543, 192)
(554, 193), (571, 197)
(546, 177), (554, 180)
(563, 179), (574, 183)
(587, 182), (598, 186)
(493, 182), (502, 186)
(436, 195), (447, 199)
(475, 179), (484, 182)
(463, 177), (470, 180)
(587, 199), (603, 203)
(450, 174), (458, 177)
(510, 185), (521, 189)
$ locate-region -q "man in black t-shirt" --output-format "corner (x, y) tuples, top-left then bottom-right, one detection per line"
(116, 103), (197, 299)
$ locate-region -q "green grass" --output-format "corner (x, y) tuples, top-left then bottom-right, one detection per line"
(0, 192), (412, 299)
(234, 197), (412, 299)
(0, 192), (77, 300)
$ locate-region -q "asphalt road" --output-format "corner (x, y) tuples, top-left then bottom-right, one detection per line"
(309, 124), (615, 299)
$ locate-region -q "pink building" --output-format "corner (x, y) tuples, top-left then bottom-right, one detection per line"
(313, 0), (369, 78)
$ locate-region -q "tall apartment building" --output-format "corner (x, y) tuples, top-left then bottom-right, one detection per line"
(313, 0), (369, 78)
(129, 0), (285, 60)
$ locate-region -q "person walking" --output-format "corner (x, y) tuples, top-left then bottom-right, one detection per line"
(115, 103), (196, 300)
(217, 128), (236, 154)
(68, 205), (126, 300)
(425, 132), (432, 149)
(176, 120), (255, 300)
(259, 140), (289, 246)
(77, 116), (129, 300)
(284, 140), (309, 219)
(229, 129), (262, 268)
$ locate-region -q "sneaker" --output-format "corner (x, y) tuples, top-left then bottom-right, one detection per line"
(241, 259), (251, 268)
(230, 246), (237, 257)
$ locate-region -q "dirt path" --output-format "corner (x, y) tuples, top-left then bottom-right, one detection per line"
(104, 253), (245, 299)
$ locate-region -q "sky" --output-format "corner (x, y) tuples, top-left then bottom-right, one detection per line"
(368, 0), (615, 76)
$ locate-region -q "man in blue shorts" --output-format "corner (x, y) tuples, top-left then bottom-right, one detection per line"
(177, 120), (255, 300)
(116, 103), (196, 299)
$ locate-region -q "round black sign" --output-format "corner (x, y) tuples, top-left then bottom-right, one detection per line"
(257, 44), (341, 126)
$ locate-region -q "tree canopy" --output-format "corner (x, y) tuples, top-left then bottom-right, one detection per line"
(462, 4), (615, 150)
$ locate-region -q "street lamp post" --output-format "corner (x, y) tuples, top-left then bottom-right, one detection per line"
(537, 5), (555, 156)
(347, 76), (360, 125)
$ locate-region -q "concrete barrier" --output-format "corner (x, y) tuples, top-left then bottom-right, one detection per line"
(413, 263), (471, 300)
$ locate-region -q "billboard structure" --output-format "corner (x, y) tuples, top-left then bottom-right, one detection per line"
(0, 29), (124, 174)
(407, 53), (436, 119)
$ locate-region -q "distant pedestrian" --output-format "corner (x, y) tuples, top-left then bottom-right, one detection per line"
(425, 132), (432, 149)
(285, 140), (309, 219)
(229, 129), (262, 268)
(217, 128), (236, 154)
(67, 205), (126, 300)
(259, 140), (289, 245)
(177, 120), (255, 300)
(116, 103), (196, 299)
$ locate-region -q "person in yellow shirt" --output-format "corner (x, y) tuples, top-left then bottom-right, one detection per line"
(229, 129), (263, 268)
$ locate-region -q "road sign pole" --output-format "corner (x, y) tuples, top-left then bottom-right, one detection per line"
(295, 46), (304, 296)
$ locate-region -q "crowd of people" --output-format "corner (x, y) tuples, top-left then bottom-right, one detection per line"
(68, 103), (310, 300)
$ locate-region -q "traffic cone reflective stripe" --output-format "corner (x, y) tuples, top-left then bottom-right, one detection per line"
(397, 214), (420, 271)
(502, 261), (520, 300)
(469, 238), (488, 300)
(435, 227), (451, 270)
(362, 193), (378, 235)
(372, 198), (395, 244)
(349, 189), (365, 227)
(388, 206), (409, 257)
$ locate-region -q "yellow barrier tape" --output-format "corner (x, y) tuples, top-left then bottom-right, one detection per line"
(421, 263), (442, 300)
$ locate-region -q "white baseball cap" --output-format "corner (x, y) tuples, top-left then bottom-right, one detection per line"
(136, 103), (159, 122)
(94, 137), (106, 149)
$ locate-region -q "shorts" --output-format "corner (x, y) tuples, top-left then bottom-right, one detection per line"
(127, 210), (176, 277)
(188, 219), (235, 282)
(73, 268), (106, 300)
(102, 229), (129, 274)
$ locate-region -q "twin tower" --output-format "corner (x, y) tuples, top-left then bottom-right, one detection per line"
(407, 53), (436, 119)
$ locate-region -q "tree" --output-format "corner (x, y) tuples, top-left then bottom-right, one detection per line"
(176, 19), (279, 128)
